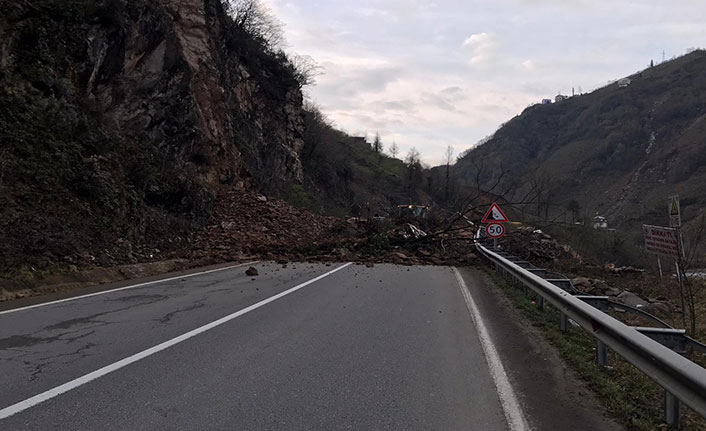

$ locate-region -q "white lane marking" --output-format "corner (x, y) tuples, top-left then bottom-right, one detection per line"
(0, 261), (259, 316)
(453, 267), (531, 431)
(0, 262), (353, 420)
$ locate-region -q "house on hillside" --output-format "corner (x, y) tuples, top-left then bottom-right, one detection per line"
(351, 136), (367, 146)
(541, 98), (552, 105)
(555, 94), (569, 103)
(618, 78), (632, 88)
(593, 215), (608, 229)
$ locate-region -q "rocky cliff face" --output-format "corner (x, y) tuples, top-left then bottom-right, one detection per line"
(0, 0), (306, 270)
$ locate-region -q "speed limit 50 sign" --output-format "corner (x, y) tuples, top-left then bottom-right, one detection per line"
(486, 223), (505, 238)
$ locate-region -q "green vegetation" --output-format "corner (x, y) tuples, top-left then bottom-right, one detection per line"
(279, 184), (312, 209)
(483, 265), (706, 430)
(546, 224), (647, 267)
(299, 103), (428, 216)
(359, 233), (391, 257)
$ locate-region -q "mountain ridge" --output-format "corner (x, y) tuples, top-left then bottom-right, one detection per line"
(454, 50), (706, 237)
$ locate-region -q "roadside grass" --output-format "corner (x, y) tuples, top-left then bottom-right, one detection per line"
(483, 265), (706, 431)
(1, 264), (76, 285)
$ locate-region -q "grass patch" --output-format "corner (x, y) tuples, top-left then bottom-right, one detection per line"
(483, 265), (706, 431)
(359, 233), (390, 257)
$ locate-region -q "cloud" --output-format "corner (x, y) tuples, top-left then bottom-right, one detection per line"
(315, 59), (404, 108)
(269, 0), (706, 165)
(521, 59), (535, 71)
(462, 32), (497, 66)
(440, 86), (466, 102)
(378, 100), (416, 111)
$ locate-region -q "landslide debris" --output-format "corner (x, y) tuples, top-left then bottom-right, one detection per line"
(188, 187), (479, 267)
(499, 226), (579, 263)
(189, 187), (339, 264)
(0, 0), (308, 273)
(495, 225), (687, 328)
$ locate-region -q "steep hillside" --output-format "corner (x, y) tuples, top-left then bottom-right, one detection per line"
(455, 51), (706, 235)
(298, 108), (430, 217)
(0, 0), (310, 271)
(0, 0), (426, 274)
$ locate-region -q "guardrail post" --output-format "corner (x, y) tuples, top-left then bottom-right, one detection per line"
(665, 391), (680, 426)
(537, 295), (544, 310)
(560, 312), (568, 332)
(596, 340), (608, 367)
(476, 237), (706, 423)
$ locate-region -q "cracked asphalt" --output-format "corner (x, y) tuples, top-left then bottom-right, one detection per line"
(0, 262), (622, 430)
(1, 262), (330, 409)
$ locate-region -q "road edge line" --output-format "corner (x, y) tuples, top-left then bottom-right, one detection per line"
(0, 261), (259, 315)
(453, 267), (532, 431)
(0, 262), (353, 420)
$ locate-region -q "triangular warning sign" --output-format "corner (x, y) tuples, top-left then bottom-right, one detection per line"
(670, 199), (679, 216)
(481, 203), (509, 223)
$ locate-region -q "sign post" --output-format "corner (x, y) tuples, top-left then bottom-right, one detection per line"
(667, 195), (690, 330)
(669, 195), (681, 228)
(482, 203), (509, 251)
(642, 225), (679, 257)
(643, 224), (686, 328)
(481, 203), (509, 224)
(486, 223), (505, 238)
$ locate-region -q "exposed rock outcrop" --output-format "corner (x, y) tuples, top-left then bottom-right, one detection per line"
(0, 0), (306, 270)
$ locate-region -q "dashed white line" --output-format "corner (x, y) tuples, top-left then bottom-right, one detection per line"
(453, 267), (531, 431)
(0, 261), (258, 315)
(0, 262), (353, 420)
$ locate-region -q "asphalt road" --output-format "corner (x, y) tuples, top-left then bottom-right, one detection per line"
(0, 261), (621, 430)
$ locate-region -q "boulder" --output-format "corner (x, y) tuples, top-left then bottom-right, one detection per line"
(333, 248), (350, 258)
(245, 266), (259, 276)
(616, 291), (648, 308)
(571, 277), (591, 288)
(643, 302), (671, 317)
(429, 257), (444, 266)
(604, 287), (622, 296)
(593, 280), (611, 293)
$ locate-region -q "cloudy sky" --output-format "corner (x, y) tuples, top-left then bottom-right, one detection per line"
(263, 0), (706, 165)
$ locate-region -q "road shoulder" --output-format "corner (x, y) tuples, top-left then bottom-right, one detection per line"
(457, 266), (624, 431)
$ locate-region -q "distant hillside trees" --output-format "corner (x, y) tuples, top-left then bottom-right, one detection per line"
(444, 145), (454, 202)
(302, 100), (331, 158)
(224, 0), (319, 89)
(567, 200), (581, 224)
(299, 102), (418, 215)
(289, 54), (321, 88)
(373, 132), (383, 153)
(405, 148), (423, 189)
(226, 0), (283, 49)
(389, 142), (399, 159)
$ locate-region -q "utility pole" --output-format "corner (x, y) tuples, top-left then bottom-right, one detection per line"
(662, 50), (666, 63)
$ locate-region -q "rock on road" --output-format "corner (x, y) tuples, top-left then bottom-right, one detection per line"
(0, 262), (621, 430)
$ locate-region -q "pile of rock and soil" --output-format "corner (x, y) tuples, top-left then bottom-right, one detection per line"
(497, 225), (684, 326)
(188, 187), (479, 267)
(500, 226), (579, 263)
(188, 187), (340, 264)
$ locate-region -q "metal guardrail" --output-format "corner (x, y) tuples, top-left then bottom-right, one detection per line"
(474, 231), (706, 426)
